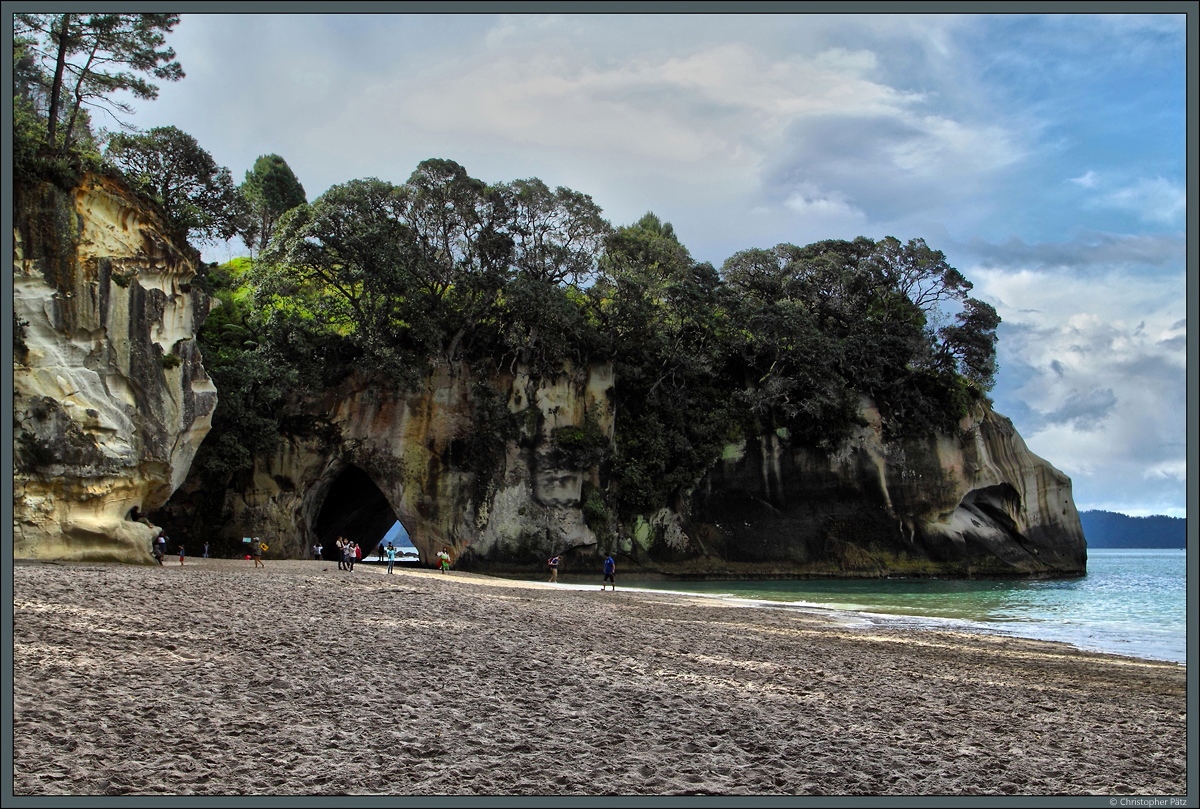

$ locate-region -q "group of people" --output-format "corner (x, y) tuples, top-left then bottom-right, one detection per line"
(309, 537), (438, 574)
(546, 552), (618, 590)
(334, 537), (362, 571)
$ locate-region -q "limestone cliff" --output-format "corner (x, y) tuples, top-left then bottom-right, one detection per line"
(668, 400), (1086, 577)
(12, 175), (217, 562)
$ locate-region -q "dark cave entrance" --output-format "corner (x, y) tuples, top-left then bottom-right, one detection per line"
(313, 465), (413, 563)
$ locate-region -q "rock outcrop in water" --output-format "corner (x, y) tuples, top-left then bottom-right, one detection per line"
(12, 174), (1084, 577)
(679, 400), (1085, 577)
(12, 175), (217, 562)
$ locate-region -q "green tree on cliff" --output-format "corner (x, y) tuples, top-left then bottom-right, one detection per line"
(501, 177), (610, 286)
(866, 236), (972, 317)
(593, 214), (741, 514)
(938, 298), (1001, 390)
(105, 126), (245, 244)
(490, 177), (611, 372)
(14, 13), (183, 153)
(720, 242), (861, 446)
(238, 154), (307, 255)
(256, 160), (612, 375)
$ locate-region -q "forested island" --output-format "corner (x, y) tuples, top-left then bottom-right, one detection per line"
(12, 13), (1088, 577)
(1080, 511), (1186, 549)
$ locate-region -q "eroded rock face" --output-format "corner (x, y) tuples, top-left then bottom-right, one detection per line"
(677, 400), (1086, 577)
(188, 356), (1083, 577)
(202, 362), (614, 566)
(13, 175), (217, 563)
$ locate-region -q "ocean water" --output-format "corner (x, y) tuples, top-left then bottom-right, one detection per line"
(629, 549), (1187, 665)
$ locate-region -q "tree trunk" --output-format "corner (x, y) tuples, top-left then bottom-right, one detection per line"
(46, 13), (71, 150)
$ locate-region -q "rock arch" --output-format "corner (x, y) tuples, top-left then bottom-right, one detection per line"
(214, 363), (615, 567)
(312, 464), (410, 562)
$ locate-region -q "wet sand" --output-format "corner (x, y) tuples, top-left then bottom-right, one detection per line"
(11, 559), (1188, 796)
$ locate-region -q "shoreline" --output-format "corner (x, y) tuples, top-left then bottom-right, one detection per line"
(478, 566), (1188, 668)
(13, 559), (1188, 796)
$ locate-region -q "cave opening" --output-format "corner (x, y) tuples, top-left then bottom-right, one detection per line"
(313, 465), (415, 563)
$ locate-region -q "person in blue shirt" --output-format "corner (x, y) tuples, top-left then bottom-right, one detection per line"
(385, 542), (398, 574)
(601, 553), (616, 591)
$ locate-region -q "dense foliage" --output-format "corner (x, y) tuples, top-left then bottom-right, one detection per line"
(106, 126), (245, 244)
(193, 159), (999, 518)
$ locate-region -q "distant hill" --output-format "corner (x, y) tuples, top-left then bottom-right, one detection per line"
(1080, 510), (1187, 549)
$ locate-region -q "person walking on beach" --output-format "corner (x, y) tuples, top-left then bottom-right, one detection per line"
(437, 547), (451, 573)
(548, 555), (560, 583)
(601, 553), (616, 591)
(252, 538), (266, 568)
(313, 541), (323, 561)
(347, 541), (357, 572)
(385, 542), (397, 574)
(202, 541), (209, 559)
(151, 539), (164, 565)
(156, 532), (167, 560)
(337, 537), (347, 570)
(178, 545), (185, 565)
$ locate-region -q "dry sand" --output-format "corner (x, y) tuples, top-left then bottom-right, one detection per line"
(11, 559), (1188, 797)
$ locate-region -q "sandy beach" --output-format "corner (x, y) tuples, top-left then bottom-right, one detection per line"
(11, 559), (1188, 797)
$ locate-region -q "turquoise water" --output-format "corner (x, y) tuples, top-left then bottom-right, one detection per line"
(630, 549), (1187, 664)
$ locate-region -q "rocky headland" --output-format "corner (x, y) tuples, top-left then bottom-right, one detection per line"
(12, 174), (1085, 578)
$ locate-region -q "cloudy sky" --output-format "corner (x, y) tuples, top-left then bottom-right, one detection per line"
(110, 11), (1188, 518)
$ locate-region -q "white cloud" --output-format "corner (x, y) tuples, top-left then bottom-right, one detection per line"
(1069, 170), (1098, 188)
(317, 29), (1024, 233)
(963, 231), (1183, 274)
(972, 267), (1186, 516)
(131, 14), (1029, 252)
(1099, 177), (1186, 225)
(783, 184), (867, 225)
(381, 41), (926, 169)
